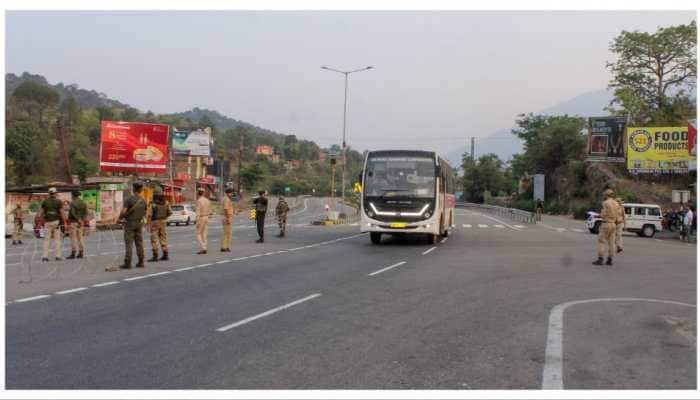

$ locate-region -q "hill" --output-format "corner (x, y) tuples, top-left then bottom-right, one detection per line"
(6, 72), (131, 110)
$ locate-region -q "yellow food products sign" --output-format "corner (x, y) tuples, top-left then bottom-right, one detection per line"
(626, 127), (692, 173)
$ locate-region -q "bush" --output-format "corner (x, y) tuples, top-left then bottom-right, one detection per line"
(545, 200), (569, 215)
(572, 203), (598, 220)
(507, 198), (535, 212)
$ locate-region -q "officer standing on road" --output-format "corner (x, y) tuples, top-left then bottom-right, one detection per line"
(196, 187), (212, 254)
(593, 189), (620, 266)
(221, 188), (234, 252)
(11, 203), (23, 245)
(67, 190), (88, 260)
(614, 197), (625, 254)
(253, 190), (268, 243)
(275, 195), (289, 237)
(119, 181), (146, 269)
(148, 186), (171, 262)
(40, 187), (65, 262)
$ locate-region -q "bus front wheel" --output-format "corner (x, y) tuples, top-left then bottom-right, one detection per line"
(427, 234), (438, 244)
(370, 232), (382, 244)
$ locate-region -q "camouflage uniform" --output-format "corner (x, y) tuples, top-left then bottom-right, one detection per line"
(67, 194), (88, 258)
(121, 188), (146, 268)
(275, 197), (290, 237)
(149, 194), (171, 261)
(41, 193), (64, 260)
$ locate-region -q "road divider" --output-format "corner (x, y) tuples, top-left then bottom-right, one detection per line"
(422, 247), (436, 255)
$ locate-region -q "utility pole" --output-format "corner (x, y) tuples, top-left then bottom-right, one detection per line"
(470, 137), (475, 161)
(237, 135), (244, 197)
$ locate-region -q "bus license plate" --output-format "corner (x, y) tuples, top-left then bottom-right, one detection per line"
(389, 222), (407, 228)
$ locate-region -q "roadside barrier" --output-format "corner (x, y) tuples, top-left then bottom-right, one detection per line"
(456, 201), (536, 224)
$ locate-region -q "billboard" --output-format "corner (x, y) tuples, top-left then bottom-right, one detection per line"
(99, 121), (169, 173)
(172, 127), (211, 156)
(588, 116), (626, 162)
(533, 174), (545, 201)
(689, 120), (697, 171)
(626, 127), (692, 173)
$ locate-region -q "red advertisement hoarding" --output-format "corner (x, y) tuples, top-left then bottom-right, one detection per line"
(99, 121), (169, 173)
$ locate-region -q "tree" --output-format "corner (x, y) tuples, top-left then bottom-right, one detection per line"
(607, 21), (697, 124)
(11, 80), (60, 126)
(461, 153), (508, 203)
(511, 114), (587, 199)
(239, 163), (266, 191)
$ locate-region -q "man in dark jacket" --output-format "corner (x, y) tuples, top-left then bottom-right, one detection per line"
(119, 182), (147, 269)
(253, 190), (268, 243)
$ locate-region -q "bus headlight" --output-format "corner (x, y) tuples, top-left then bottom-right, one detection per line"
(423, 212), (431, 219)
(367, 210), (375, 218)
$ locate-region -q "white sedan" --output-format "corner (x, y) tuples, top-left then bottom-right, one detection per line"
(167, 204), (197, 226)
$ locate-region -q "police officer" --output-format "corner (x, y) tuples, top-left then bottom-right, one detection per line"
(11, 203), (23, 245)
(275, 195), (289, 237)
(196, 187), (212, 254)
(614, 197), (626, 254)
(119, 181), (147, 269)
(40, 187), (65, 262)
(67, 190), (88, 259)
(148, 186), (171, 262)
(221, 188), (234, 252)
(253, 190), (268, 243)
(593, 189), (620, 266)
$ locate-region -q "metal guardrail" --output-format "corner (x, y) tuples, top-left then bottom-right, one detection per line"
(456, 201), (537, 224)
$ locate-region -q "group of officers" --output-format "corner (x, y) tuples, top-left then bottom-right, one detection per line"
(12, 182), (291, 269)
(593, 188), (626, 266)
(119, 182), (290, 269)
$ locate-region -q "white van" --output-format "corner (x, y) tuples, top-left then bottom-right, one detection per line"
(586, 203), (663, 238)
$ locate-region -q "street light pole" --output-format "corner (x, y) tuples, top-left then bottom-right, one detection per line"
(322, 65), (373, 211)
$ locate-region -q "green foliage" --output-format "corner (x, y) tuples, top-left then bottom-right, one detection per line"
(6, 121), (54, 184)
(11, 80), (60, 125)
(607, 21), (697, 125)
(461, 153), (513, 203)
(544, 200), (568, 215)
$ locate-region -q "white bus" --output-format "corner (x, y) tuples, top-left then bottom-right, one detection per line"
(360, 150), (456, 244)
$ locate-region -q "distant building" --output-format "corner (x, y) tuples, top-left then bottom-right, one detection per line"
(318, 151), (327, 162)
(290, 160), (301, 169)
(255, 145), (274, 156)
(271, 153), (281, 163)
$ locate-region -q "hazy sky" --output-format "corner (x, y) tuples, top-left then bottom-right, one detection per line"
(6, 11), (696, 154)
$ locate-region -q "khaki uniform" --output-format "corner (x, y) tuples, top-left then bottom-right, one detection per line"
(68, 197), (88, 253)
(12, 206), (23, 242)
(222, 195), (234, 250)
(150, 201), (171, 255)
(615, 201), (625, 251)
(597, 198), (620, 258)
(41, 197), (64, 259)
(196, 195), (212, 251)
(122, 194), (146, 266)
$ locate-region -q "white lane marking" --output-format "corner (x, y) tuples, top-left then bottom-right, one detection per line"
(494, 224), (505, 228)
(216, 260), (229, 264)
(468, 211), (525, 231)
(556, 228), (567, 232)
(542, 297), (697, 390)
(368, 261), (407, 276)
(124, 275), (148, 281)
(194, 263), (213, 268)
(92, 281), (120, 287)
(572, 228), (585, 233)
(478, 224), (488, 228)
(263, 252), (277, 256)
(422, 247), (437, 255)
(232, 257), (249, 261)
(147, 271), (172, 277)
(276, 250), (288, 254)
(14, 295), (51, 303)
(288, 247), (304, 251)
(6, 262), (21, 266)
(248, 254), (262, 258)
(175, 266), (196, 272)
(440, 238), (448, 244)
(462, 224), (472, 228)
(55, 287), (88, 295)
(216, 293), (322, 332)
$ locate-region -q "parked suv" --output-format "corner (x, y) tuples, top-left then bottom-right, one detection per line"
(167, 204), (197, 226)
(586, 203), (663, 238)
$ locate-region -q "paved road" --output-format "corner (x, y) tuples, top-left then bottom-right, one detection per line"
(5, 200), (696, 389)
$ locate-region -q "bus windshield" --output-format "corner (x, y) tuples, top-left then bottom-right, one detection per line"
(364, 156), (436, 198)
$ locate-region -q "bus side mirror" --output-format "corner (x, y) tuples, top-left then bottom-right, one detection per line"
(357, 174), (362, 184)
